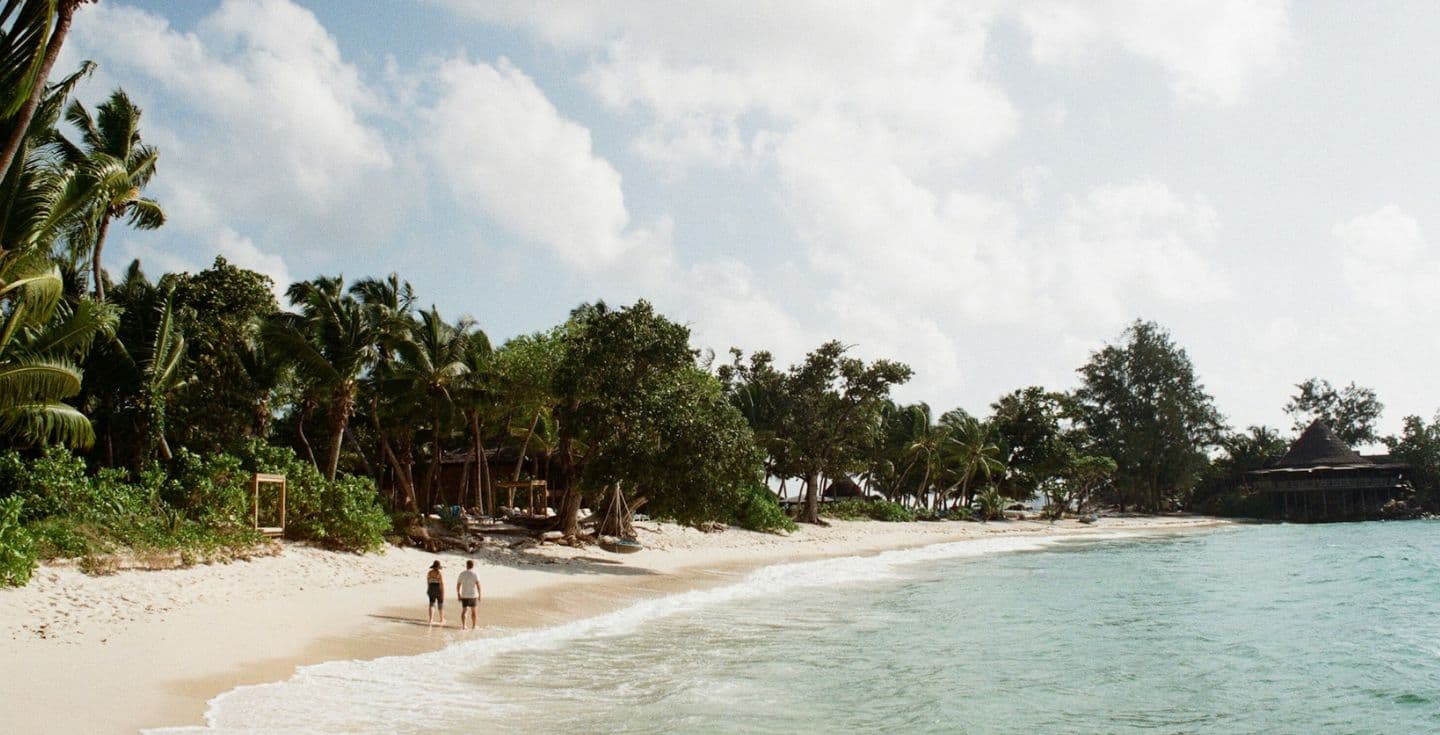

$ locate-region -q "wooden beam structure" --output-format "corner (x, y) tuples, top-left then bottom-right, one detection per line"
(252, 472), (286, 537)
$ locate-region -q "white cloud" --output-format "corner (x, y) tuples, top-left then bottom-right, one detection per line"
(417, 57), (648, 267)
(1018, 0), (1294, 106)
(66, 0), (397, 279)
(1336, 204), (1440, 316)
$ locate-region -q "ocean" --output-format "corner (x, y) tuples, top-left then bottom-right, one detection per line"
(157, 522), (1440, 734)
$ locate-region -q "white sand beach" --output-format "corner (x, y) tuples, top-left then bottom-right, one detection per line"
(0, 515), (1230, 734)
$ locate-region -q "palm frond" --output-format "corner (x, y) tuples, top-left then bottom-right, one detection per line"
(0, 0), (55, 119)
(0, 354), (82, 403)
(0, 399), (94, 448)
(19, 295), (117, 356)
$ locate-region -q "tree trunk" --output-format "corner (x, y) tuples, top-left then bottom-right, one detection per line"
(345, 427), (373, 476)
(798, 470), (822, 524)
(323, 387), (354, 481)
(91, 213), (112, 301)
(0, 1), (81, 184)
(296, 398), (317, 469)
(469, 411), (491, 515)
(423, 405), (443, 507)
(379, 432), (417, 512)
(513, 410), (540, 482)
(550, 439), (582, 537)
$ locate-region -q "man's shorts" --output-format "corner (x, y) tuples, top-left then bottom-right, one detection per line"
(460, 597), (478, 608)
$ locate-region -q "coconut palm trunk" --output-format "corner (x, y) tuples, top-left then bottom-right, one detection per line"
(324, 385), (355, 481)
(0, 0), (86, 180)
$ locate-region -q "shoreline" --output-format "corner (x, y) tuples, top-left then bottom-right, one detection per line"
(0, 515), (1232, 734)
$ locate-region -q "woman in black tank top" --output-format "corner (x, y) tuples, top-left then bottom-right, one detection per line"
(426, 560), (445, 626)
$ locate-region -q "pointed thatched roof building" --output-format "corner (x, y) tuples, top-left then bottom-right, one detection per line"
(1274, 421), (1367, 467)
(1247, 420), (1407, 521)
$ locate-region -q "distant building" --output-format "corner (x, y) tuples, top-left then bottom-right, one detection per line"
(1246, 420), (1408, 521)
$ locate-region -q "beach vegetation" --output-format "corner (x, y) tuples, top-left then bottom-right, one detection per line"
(0, 496), (37, 586)
(1383, 414), (1440, 510)
(821, 498), (915, 523)
(1285, 378), (1383, 447)
(728, 483), (797, 533)
(1074, 320), (1223, 512)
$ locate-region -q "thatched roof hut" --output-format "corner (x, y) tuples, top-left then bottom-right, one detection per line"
(1274, 420), (1367, 468)
(1248, 420), (1408, 521)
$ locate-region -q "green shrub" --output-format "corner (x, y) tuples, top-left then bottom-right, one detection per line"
(233, 441), (387, 552)
(29, 517), (104, 559)
(1213, 491), (1272, 519)
(0, 448), (92, 523)
(729, 484), (797, 533)
(821, 499), (915, 522)
(166, 450), (250, 528)
(287, 474), (389, 552)
(975, 486), (1004, 521)
(0, 497), (36, 587)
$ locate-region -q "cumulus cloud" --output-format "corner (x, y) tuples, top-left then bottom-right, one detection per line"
(1017, 0), (1294, 106)
(1336, 204), (1440, 316)
(60, 0), (408, 293)
(417, 57), (645, 267)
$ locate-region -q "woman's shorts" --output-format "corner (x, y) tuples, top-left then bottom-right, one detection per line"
(427, 583), (443, 605)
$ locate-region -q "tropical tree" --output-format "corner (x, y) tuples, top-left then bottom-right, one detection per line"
(0, 0), (94, 180)
(164, 256), (279, 454)
(757, 341), (911, 524)
(388, 306), (475, 509)
(264, 277), (380, 480)
(78, 260), (185, 465)
(0, 248), (114, 447)
(1074, 320), (1223, 511)
(938, 411), (1004, 509)
(987, 387), (1076, 500)
(50, 88), (164, 301)
(1284, 378), (1383, 447)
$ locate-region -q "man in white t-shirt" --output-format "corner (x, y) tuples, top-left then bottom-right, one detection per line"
(456, 559), (482, 630)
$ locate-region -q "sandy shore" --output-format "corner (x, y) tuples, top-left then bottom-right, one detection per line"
(0, 515), (1230, 734)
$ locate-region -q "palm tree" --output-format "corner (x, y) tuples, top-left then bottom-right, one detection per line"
(452, 329), (495, 513)
(0, 0), (94, 180)
(51, 88), (164, 301)
(388, 306), (474, 509)
(2, 61), (94, 256)
(940, 411), (1005, 510)
(0, 248), (116, 447)
(264, 277), (380, 480)
(109, 263), (186, 462)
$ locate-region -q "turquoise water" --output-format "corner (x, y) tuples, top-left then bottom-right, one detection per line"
(168, 523), (1440, 734)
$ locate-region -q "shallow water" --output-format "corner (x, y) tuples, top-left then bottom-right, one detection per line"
(160, 523), (1440, 734)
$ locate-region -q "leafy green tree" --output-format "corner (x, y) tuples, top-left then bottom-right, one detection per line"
(1074, 320), (1223, 511)
(588, 366), (761, 533)
(549, 301), (697, 536)
(987, 387), (1077, 501)
(1, 61), (94, 256)
(1384, 414), (1440, 510)
(717, 348), (789, 490)
(762, 341), (911, 524)
(1189, 425), (1288, 513)
(51, 88), (165, 301)
(1043, 454), (1117, 518)
(164, 257), (279, 454)
(0, 249), (114, 447)
(0, 0), (94, 180)
(1284, 378), (1383, 446)
(263, 277), (380, 480)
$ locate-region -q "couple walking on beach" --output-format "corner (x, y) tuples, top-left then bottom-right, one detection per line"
(426, 559), (483, 629)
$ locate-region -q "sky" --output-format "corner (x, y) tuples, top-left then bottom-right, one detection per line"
(53, 0), (1440, 441)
